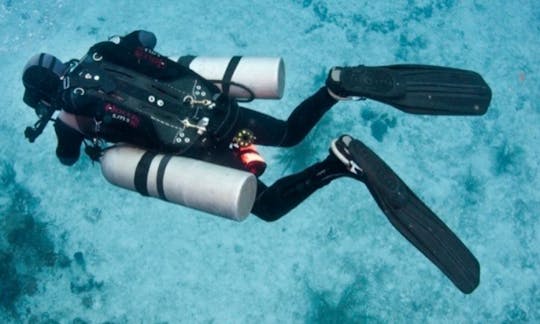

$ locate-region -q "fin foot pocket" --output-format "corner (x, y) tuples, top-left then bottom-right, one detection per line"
(326, 64), (492, 116)
(340, 66), (405, 98)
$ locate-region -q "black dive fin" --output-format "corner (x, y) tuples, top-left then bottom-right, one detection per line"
(334, 64), (492, 115)
(347, 138), (480, 293)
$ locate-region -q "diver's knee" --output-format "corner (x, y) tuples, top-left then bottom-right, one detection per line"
(254, 212), (285, 222)
(251, 204), (286, 222)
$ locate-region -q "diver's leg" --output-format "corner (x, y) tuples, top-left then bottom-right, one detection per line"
(251, 153), (348, 222)
(53, 119), (85, 166)
(279, 86), (338, 146)
(235, 87), (338, 147)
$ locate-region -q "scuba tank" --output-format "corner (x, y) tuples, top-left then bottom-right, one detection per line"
(176, 56), (285, 101)
(100, 144), (257, 221)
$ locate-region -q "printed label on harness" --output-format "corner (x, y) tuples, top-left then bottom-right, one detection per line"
(134, 47), (166, 69)
(104, 103), (140, 128)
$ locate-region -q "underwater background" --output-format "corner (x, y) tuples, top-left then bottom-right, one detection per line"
(1, 0), (539, 322)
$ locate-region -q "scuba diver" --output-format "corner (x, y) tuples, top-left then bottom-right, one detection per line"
(21, 30), (492, 294)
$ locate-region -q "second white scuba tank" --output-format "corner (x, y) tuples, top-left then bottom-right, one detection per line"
(100, 144), (257, 221)
(176, 56), (285, 100)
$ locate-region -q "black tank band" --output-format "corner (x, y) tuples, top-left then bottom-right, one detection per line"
(134, 151), (157, 196)
(156, 155), (173, 200)
(222, 56), (242, 96)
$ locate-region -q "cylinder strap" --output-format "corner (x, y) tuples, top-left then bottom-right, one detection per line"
(134, 151), (157, 196)
(222, 56), (242, 96)
(156, 155), (173, 200)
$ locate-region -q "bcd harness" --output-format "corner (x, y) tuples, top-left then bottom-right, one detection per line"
(58, 41), (266, 175)
(61, 41), (239, 156)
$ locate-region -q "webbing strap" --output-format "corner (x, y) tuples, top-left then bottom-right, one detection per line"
(222, 56), (242, 96)
(134, 151), (157, 196)
(156, 155), (173, 200)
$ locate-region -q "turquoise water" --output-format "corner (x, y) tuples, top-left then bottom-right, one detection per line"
(1, 0), (539, 322)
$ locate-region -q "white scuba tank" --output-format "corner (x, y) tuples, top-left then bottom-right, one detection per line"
(175, 56), (285, 100)
(99, 145), (257, 221)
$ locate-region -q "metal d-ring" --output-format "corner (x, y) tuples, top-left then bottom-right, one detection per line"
(92, 52), (103, 61)
(73, 87), (85, 96)
(183, 95), (194, 104)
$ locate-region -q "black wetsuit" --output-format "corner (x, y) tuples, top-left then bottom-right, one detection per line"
(54, 31), (346, 222)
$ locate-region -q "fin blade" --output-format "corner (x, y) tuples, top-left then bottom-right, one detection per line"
(349, 139), (480, 293)
(341, 65), (492, 116)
